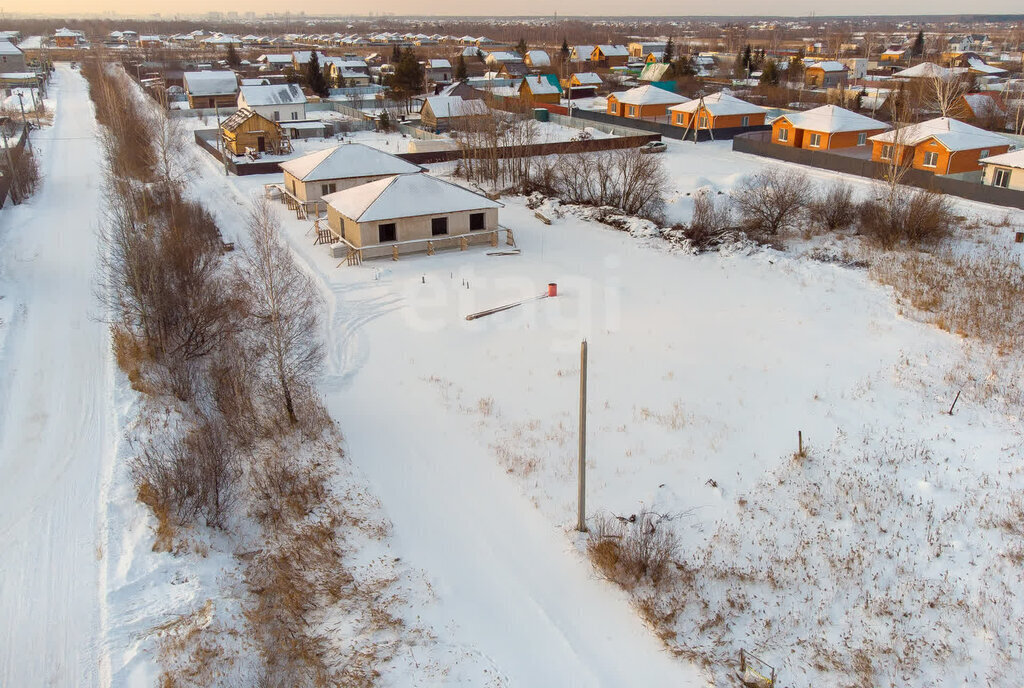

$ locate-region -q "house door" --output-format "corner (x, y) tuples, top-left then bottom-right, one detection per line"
(257, 136), (266, 152)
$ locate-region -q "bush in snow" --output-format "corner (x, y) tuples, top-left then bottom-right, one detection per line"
(808, 181), (856, 231)
(680, 189), (733, 251)
(857, 187), (953, 249)
(731, 168), (808, 237)
(587, 509), (680, 589)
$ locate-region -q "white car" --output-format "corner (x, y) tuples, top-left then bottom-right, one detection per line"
(639, 141), (667, 154)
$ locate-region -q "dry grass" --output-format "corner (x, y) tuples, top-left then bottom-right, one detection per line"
(586, 509), (680, 590)
(870, 247), (1024, 352)
(112, 324), (152, 393)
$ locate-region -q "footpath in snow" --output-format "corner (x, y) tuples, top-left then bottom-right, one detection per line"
(0, 64), (110, 688)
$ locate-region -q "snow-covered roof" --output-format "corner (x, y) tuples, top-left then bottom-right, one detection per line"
(611, 84), (688, 106)
(521, 75), (561, 95)
(423, 95), (489, 118)
(595, 44), (629, 57)
(669, 91), (766, 117)
(239, 83), (306, 107)
(221, 108), (273, 132)
(0, 40), (21, 56)
(980, 148), (1024, 169)
(807, 60), (847, 72)
(486, 51), (523, 63)
(281, 143), (422, 182)
(869, 116), (1010, 152)
(292, 50), (327, 65)
(572, 45), (595, 59)
(572, 72), (602, 85)
(773, 105), (888, 134)
(525, 50), (550, 66)
(893, 62), (953, 79)
(966, 57), (1006, 75)
(639, 62), (671, 82)
(882, 48), (907, 56)
(324, 173), (501, 223)
(429, 58), (452, 69)
(183, 71), (238, 96)
(962, 93), (1004, 117)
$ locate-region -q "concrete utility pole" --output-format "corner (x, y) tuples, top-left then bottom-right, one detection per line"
(577, 339), (588, 533)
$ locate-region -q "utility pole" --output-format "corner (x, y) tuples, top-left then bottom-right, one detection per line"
(576, 339), (588, 533)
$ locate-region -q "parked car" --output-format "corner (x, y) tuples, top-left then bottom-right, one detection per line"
(639, 141), (667, 154)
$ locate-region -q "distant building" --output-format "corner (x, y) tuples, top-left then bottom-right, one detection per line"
(183, 71), (239, 109)
(606, 84), (688, 120)
(980, 149), (1024, 190)
(237, 83), (306, 122)
(220, 108), (285, 156)
(804, 61), (848, 88)
(0, 41), (26, 74)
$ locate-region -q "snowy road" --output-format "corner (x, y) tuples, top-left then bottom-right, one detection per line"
(0, 65), (109, 688)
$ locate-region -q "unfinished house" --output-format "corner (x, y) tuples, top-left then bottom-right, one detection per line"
(280, 143), (424, 208)
(183, 70), (239, 109)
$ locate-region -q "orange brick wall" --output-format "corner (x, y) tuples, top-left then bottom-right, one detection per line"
(672, 109), (766, 129)
(771, 120), (800, 146)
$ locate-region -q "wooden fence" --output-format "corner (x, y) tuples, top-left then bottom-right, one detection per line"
(0, 124), (31, 207)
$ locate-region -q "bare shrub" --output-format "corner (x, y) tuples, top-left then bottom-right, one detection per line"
(234, 198), (324, 424)
(5, 143), (41, 202)
(731, 167), (808, 236)
(111, 324), (151, 393)
(809, 181), (856, 231)
(130, 415), (241, 529)
(530, 146), (668, 221)
(682, 189), (732, 250)
(587, 508), (680, 589)
(858, 187), (954, 248)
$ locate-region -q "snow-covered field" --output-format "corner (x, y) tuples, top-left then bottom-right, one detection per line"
(5, 62), (1024, 688)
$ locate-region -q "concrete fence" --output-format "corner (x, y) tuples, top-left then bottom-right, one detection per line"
(732, 131), (1024, 211)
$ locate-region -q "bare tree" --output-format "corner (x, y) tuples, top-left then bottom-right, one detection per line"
(731, 168), (808, 236)
(926, 72), (971, 118)
(236, 198), (324, 424)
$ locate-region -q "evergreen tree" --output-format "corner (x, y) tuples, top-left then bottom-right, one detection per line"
(391, 43), (401, 63)
(561, 38), (570, 62)
(663, 37), (674, 64)
(759, 59), (779, 85)
(742, 44), (753, 71)
(476, 48), (485, 63)
(306, 52), (329, 97)
(225, 42), (241, 68)
(912, 30), (925, 57)
(516, 37), (528, 56)
(455, 54), (467, 80)
(387, 47), (425, 111)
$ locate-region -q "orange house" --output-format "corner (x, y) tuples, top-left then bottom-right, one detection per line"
(669, 92), (767, 130)
(590, 44), (629, 67)
(607, 84), (688, 120)
(770, 105), (889, 150)
(54, 28), (82, 48)
(868, 117), (1012, 175)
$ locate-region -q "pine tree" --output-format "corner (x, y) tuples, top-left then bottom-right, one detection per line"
(759, 59), (779, 85)
(455, 54), (467, 80)
(663, 37), (674, 64)
(742, 44), (753, 71)
(476, 48), (485, 63)
(516, 37), (528, 56)
(912, 30), (925, 57)
(306, 52), (328, 97)
(561, 38), (570, 62)
(391, 43), (401, 63)
(225, 42), (241, 68)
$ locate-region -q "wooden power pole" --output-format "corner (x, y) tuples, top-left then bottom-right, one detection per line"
(577, 339), (588, 532)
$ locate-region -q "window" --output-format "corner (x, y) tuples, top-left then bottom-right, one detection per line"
(431, 216), (448, 236)
(676, 112), (685, 125)
(272, 110), (280, 121)
(881, 144), (893, 160)
(378, 223), (397, 243)
(321, 183), (336, 195)
(809, 133), (822, 148)
(993, 167), (1011, 188)
(857, 132), (867, 146)
(291, 112), (299, 120)
(741, 115), (749, 127)
(922, 151), (939, 168)
(777, 127), (789, 142)
(979, 149), (990, 160)
(699, 115), (709, 129)
(469, 212), (486, 231)
(629, 105), (637, 117)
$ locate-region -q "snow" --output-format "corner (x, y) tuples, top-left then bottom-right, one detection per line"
(870, 116), (1011, 151)
(238, 83), (305, 106)
(423, 95), (489, 119)
(670, 91), (766, 116)
(522, 75), (561, 96)
(183, 70), (238, 97)
(980, 148), (1024, 168)
(772, 104), (889, 134)
(611, 84), (689, 106)
(0, 64), (111, 688)
(525, 50), (551, 67)
(280, 142), (423, 181)
(893, 62), (958, 79)
(322, 173), (501, 223)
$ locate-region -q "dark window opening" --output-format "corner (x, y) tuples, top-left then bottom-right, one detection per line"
(378, 223), (397, 243)
(469, 212), (486, 230)
(431, 216), (449, 235)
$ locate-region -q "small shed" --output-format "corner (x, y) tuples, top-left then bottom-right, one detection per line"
(420, 95), (488, 132)
(220, 108), (285, 156)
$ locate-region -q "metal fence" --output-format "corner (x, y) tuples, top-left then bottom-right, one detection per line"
(732, 131), (1024, 211)
(569, 107), (771, 141)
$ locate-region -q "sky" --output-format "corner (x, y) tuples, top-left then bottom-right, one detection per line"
(6, 0), (1024, 17)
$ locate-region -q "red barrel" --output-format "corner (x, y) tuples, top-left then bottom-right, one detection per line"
(547, 283), (558, 297)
